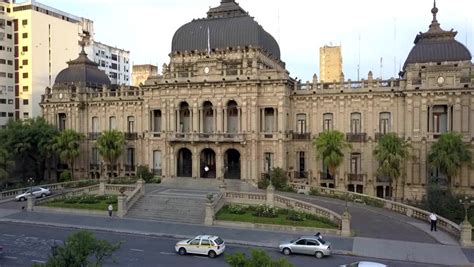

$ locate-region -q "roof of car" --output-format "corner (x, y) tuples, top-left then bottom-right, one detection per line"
(196, 235), (220, 240)
(299, 236), (319, 240)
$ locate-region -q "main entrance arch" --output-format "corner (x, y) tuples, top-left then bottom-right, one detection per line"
(177, 148), (192, 177)
(200, 148), (216, 178)
(224, 149), (241, 179)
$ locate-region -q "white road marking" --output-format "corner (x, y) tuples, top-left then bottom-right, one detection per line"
(159, 252), (175, 255)
(130, 248), (144, 252)
(2, 234), (16, 237)
(4, 256), (18, 260)
(31, 260), (46, 264)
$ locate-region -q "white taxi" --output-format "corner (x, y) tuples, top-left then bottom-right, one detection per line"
(175, 235), (225, 258)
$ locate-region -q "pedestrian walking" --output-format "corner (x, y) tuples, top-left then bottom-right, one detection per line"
(429, 212), (437, 232)
(315, 232), (323, 240)
(108, 204), (113, 217)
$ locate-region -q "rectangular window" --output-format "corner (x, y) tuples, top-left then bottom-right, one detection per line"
(153, 110), (161, 132)
(7, 99), (13, 104)
(109, 116), (116, 130)
(323, 113), (333, 131)
(7, 73), (13, 78)
(22, 32), (27, 38)
(263, 152), (274, 173)
(296, 114), (306, 134)
(350, 113), (362, 134)
(0, 99), (6, 104)
(22, 19), (27, 26)
(92, 117), (99, 133)
(92, 147), (100, 164)
(6, 34), (11, 39)
(350, 153), (362, 174)
(22, 73), (28, 78)
(127, 148), (135, 166)
(0, 59), (5, 64)
(58, 113), (67, 131)
(22, 59), (28, 65)
(22, 99), (28, 105)
(7, 60), (12, 65)
(127, 116), (135, 133)
(22, 86), (28, 92)
(22, 46), (28, 52)
(379, 112), (391, 134)
(0, 112), (6, 117)
(23, 112), (29, 118)
(0, 72), (5, 77)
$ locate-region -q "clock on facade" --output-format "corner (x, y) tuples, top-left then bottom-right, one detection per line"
(204, 67), (210, 74)
(437, 76), (445, 85)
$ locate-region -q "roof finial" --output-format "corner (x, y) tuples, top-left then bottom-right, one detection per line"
(431, 0), (438, 23)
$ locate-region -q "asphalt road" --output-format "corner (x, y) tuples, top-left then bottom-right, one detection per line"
(0, 222), (443, 267)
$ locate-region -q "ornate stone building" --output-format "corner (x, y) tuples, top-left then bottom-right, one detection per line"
(40, 0), (473, 201)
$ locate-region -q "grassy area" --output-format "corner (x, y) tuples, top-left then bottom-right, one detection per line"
(216, 205), (338, 229)
(43, 195), (117, 211)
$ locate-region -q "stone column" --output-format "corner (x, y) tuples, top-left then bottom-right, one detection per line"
(237, 108), (241, 133)
(137, 178), (145, 196)
(192, 148), (199, 179)
(116, 195), (126, 218)
(192, 107), (199, 133)
(266, 184), (275, 208)
(216, 147), (223, 180)
(460, 220), (473, 247)
(176, 109), (181, 132)
(223, 108), (228, 133)
(99, 178), (106, 196)
(200, 109), (204, 133)
(341, 211), (351, 237)
(27, 196), (35, 211)
(204, 202), (214, 225)
(273, 108), (278, 132)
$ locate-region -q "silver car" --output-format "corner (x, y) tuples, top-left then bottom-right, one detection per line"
(279, 236), (331, 258)
(15, 187), (51, 201)
(340, 262), (387, 267)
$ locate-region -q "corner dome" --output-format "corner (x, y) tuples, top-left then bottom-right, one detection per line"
(404, 1), (472, 69)
(171, 0), (281, 60)
(55, 48), (111, 88)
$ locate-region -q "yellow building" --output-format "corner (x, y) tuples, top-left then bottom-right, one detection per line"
(0, 1), (14, 127)
(319, 45), (342, 83)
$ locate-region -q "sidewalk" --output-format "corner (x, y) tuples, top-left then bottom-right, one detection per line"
(0, 210), (471, 266)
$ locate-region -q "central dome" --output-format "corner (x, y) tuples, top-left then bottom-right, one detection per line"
(171, 0), (281, 60)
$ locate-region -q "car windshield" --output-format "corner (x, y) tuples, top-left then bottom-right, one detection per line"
(317, 238), (326, 244)
(290, 237), (301, 243)
(214, 237), (224, 245)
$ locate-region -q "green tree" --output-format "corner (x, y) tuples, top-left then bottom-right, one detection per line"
(226, 249), (293, 267)
(313, 130), (351, 178)
(52, 129), (84, 180)
(35, 230), (121, 267)
(136, 165), (154, 183)
(0, 148), (14, 187)
(96, 130), (125, 177)
(428, 132), (473, 186)
(373, 133), (410, 199)
(0, 118), (58, 182)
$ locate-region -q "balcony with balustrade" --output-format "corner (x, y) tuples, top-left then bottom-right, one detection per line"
(347, 173), (366, 182)
(88, 132), (101, 140)
(346, 133), (367, 142)
(292, 132), (311, 141)
(168, 133), (245, 143)
(125, 132), (138, 140)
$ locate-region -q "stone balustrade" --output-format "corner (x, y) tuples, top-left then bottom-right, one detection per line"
(116, 179), (145, 218)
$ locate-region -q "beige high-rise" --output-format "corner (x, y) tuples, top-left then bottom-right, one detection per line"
(40, 1), (474, 201)
(320, 45), (342, 83)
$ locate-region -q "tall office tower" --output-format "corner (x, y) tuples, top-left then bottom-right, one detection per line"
(132, 64), (158, 87)
(87, 41), (130, 85)
(319, 45), (343, 83)
(0, 1), (14, 127)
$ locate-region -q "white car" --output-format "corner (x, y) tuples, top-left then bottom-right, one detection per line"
(175, 235), (225, 258)
(15, 187), (51, 201)
(340, 261), (388, 267)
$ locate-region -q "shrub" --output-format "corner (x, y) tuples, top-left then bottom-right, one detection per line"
(286, 210), (306, 221)
(63, 197), (78, 204)
(136, 165), (154, 183)
(228, 205), (247, 215)
(270, 167), (288, 190)
(78, 194), (100, 204)
(253, 204), (277, 218)
(105, 195), (118, 205)
(258, 176), (270, 189)
(59, 171), (72, 183)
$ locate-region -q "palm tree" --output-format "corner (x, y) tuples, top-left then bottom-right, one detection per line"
(52, 129), (85, 180)
(428, 132), (472, 186)
(373, 133), (410, 199)
(96, 130), (125, 177)
(313, 130), (351, 181)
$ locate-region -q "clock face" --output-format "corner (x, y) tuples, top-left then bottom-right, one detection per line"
(437, 76), (445, 85)
(204, 67), (210, 74)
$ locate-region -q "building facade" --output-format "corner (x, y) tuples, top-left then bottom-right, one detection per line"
(320, 45), (342, 83)
(132, 64), (158, 87)
(40, 0), (474, 201)
(86, 41), (130, 85)
(0, 1), (14, 127)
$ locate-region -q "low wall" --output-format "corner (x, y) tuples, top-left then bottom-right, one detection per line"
(34, 206), (108, 217)
(292, 183), (461, 237)
(214, 220), (341, 236)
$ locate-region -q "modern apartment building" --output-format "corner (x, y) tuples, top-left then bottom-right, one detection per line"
(0, 1), (15, 127)
(86, 41), (130, 85)
(40, 1), (474, 201)
(319, 45), (342, 83)
(0, 0), (129, 124)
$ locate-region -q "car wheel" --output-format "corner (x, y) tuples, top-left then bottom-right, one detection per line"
(41, 193), (46, 198)
(20, 197), (26, 202)
(208, 250), (216, 258)
(178, 248), (186, 256)
(315, 251), (324, 259)
(283, 248), (291, 255)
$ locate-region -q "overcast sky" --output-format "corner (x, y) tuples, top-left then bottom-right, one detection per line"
(37, 0), (474, 81)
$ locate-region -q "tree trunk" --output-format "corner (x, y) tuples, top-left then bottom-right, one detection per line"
(70, 160), (74, 181)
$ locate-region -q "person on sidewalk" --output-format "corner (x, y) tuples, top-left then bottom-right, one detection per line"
(429, 212), (437, 232)
(108, 204), (113, 217)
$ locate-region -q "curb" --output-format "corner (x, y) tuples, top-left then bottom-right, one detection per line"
(0, 218), (354, 256)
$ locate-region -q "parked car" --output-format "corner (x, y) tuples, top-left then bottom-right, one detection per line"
(279, 236), (331, 258)
(175, 235), (225, 258)
(15, 187), (51, 201)
(340, 262), (387, 267)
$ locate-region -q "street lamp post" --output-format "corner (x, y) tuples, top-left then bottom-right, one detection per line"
(459, 196), (474, 247)
(460, 196), (473, 222)
(27, 177), (34, 198)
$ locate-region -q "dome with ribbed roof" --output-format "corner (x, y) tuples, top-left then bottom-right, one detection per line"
(55, 47), (111, 88)
(171, 0), (281, 60)
(404, 1), (471, 69)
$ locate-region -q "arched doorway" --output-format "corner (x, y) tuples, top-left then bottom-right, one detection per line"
(203, 101), (214, 133)
(177, 148), (192, 177)
(227, 100), (238, 133)
(200, 149), (216, 178)
(179, 102), (191, 133)
(224, 149), (241, 179)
